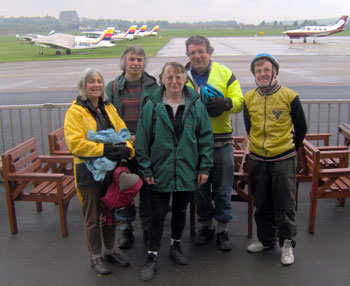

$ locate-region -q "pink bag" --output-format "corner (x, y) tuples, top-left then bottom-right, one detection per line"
(101, 166), (143, 225)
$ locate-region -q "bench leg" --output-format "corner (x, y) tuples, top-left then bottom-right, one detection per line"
(7, 199), (18, 234)
(58, 201), (69, 237)
(36, 202), (43, 212)
(337, 198), (345, 207)
(308, 190), (318, 234)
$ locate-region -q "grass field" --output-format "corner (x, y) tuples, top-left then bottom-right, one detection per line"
(1, 28), (350, 63)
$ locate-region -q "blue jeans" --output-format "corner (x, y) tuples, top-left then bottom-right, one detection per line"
(115, 182), (151, 231)
(195, 144), (234, 224)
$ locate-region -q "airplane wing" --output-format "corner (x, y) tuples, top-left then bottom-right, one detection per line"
(33, 33), (75, 50)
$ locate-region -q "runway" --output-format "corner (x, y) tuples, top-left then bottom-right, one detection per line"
(0, 36), (350, 100)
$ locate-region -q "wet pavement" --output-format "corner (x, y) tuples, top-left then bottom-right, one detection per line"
(1, 181), (350, 286)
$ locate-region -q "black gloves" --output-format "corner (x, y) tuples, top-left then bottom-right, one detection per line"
(104, 143), (131, 162)
(205, 97), (233, 117)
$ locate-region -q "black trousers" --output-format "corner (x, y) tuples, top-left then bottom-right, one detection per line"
(249, 156), (297, 247)
(148, 190), (192, 252)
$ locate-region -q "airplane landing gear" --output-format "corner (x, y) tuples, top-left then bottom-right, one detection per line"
(66, 49), (71, 55)
(313, 39), (317, 44)
(303, 38), (307, 43)
(55, 50), (62, 55)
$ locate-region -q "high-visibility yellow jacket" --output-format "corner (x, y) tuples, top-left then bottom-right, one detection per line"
(186, 61), (244, 135)
(64, 99), (134, 202)
(244, 85), (307, 160)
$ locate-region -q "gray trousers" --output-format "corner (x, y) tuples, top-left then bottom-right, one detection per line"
(249, 156), (297, 247)
(80, 182), (116, 255)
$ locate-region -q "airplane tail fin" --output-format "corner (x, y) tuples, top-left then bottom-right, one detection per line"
(151, 25), (160, 34)
(136, 25), (147, 36)
(123, 25), (137, 39)
(96, 27), (115, 43)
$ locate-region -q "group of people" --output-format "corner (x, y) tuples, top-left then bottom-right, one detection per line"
(64, 35), (307, 281)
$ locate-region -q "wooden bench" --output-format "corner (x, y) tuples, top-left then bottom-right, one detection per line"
(296, 133), (348, 208)
(1, 138), (76, 237)
(48, 126), (73, 175)
(302, 138), (350, 233)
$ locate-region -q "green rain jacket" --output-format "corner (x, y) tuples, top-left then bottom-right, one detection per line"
(135, 85), (214, 192)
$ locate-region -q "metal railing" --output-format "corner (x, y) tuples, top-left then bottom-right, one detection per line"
(1, 100), (350, 155)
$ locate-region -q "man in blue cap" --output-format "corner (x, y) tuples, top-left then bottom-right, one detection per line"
(244, 53), (307, 265)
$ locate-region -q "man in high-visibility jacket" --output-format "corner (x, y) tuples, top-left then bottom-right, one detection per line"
(185, 35), (244, 251)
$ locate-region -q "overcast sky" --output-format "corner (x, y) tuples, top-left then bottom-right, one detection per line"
(1, 0), (349, 25)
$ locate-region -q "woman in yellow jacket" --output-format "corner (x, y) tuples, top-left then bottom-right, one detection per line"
(64, 68), (134, 275)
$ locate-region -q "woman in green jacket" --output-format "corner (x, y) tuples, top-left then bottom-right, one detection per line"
(136, 62), (214, 281)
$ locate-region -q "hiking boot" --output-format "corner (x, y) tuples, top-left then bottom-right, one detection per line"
(103, 251), (129, 267)
(194, 227), (215, 246)
(169, 242), (188, 265)
(118, 228), (134, 249)
(247, 241), (274, 253)
(140, 253), (157, 281)
(216, 231), (232, 251)
(91, 257), (111, 275)
(281, 239), (295, 265)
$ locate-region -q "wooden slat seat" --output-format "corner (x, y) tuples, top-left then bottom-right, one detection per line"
(48, 126), (73, 175)
(302, 139), (350, 233)
(1, 138), (76, 237)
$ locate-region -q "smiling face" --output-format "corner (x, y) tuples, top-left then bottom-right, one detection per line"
(187, 43), (211, 75)
(125, 52), (145, 81)
(86, 72), (104, 106)
(254, 60), (277, 88)
(161, 66), (187, 96)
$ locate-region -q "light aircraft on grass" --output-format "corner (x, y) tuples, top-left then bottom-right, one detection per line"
(284, 15), (348, 44)
(143, 25), (160, 37)
(111, 25), (137, 41)
(134, 25), (148, 38)
(32, 27), (115, 55)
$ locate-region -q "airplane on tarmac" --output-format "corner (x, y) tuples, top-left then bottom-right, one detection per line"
(32, 27), (115, 55)
(143, 25), (160, 37)
(134, 25), (148, 38)
(111, 25), (137, 41)
(284, 15), (348, 44)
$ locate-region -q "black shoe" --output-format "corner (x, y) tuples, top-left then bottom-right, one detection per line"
(118, 228), (134, 249)
(216, 231), (232, 251)
(194, 227), (215, 246)
(140, 253), (157, 281)
(91, 257), (111, 275)
(143, 230), (149, 245)
(103, 251), (130, 267)
(169, 242), (188, 265)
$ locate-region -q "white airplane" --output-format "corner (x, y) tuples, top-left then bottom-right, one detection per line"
(111, 25), (137, 41)
(16, 30), (55, 43)
(134, 25), (148, 38)
(284, 15), (348, 44)
(143, 25), (160, 37)
(32, 27), (115, 55)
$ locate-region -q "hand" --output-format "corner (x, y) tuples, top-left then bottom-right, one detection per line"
(205, 97), (233, 117)
(197, 174), (208, 185)
(104, 143), (131, 162)
(144, 177), (155, 185)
